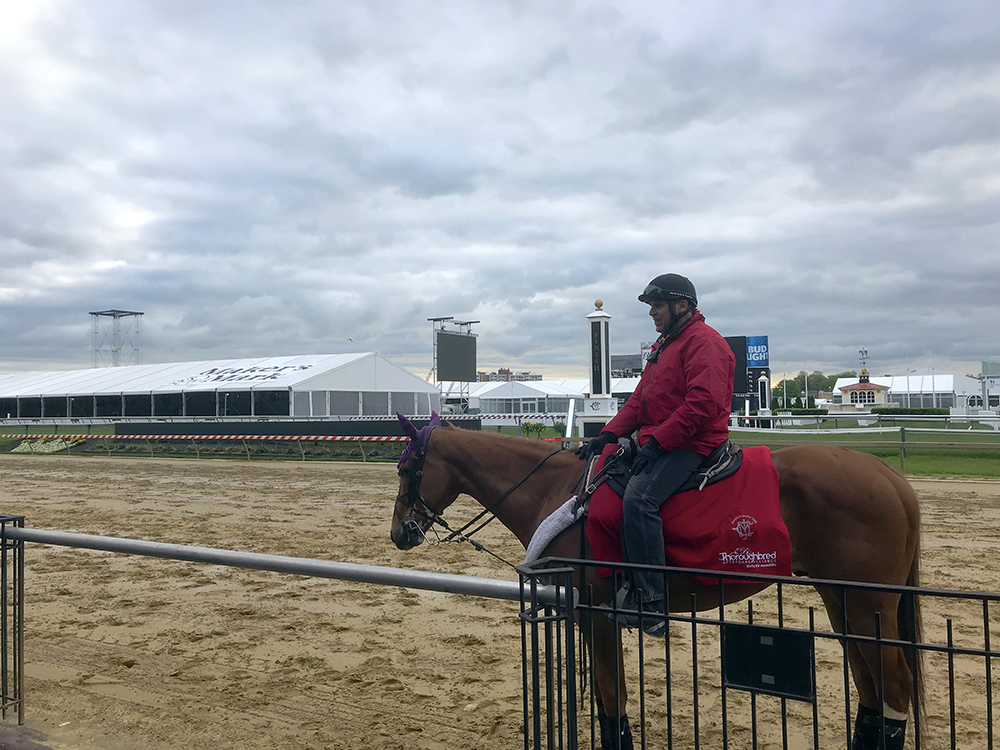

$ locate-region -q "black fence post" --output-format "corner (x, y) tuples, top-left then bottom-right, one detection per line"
(519, 561), (578, 750)
(0, 516), (25, 725)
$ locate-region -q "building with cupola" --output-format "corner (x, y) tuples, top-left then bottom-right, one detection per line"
(834, 365), (891, 409)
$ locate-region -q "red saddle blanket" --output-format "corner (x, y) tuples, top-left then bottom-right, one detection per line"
(586, 444), (792, 581)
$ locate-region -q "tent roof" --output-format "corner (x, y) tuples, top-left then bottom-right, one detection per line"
(443, 377), (641, 401)
(469, 380), (590, 399)
(0, 354), (436, 398)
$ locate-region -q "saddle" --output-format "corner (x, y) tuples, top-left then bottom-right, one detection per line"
(596, 439), (743, 500)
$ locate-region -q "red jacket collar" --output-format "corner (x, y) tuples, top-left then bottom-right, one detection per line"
(651, 309), (704, 352)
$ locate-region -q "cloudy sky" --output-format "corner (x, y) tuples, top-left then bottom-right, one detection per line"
(1, 0), (997, 381)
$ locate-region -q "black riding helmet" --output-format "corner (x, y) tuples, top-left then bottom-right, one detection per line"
(637, 273), (698, 307)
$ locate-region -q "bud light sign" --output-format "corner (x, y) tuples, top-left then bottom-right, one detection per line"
(747, 336), (769, 367)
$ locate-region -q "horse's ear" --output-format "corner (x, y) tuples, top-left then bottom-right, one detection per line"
(429, 411), (442, 427)
(397, 412), (420, 439)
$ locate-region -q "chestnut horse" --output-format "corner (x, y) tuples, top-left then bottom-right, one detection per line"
(389, 419), (923, 750)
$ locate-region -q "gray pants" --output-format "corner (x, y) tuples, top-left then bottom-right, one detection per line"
(621, 447), (705, 604)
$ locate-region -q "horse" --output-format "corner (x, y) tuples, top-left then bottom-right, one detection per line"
(389, 416), (923, 750)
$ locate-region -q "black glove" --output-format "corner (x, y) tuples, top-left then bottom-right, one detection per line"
(576, 431), (617, 461)
(631, 437), (664, 475)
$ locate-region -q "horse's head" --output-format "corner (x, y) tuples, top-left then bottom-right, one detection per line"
(390, 411), (462, 550)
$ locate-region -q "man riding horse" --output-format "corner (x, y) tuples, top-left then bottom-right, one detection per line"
(578, 273), (736, 636)
(392, 272), (921, 750)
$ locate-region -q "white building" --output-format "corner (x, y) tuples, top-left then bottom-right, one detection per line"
(831, 373), (991, 410)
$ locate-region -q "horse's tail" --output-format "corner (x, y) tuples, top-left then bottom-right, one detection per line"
(899, 532), (925, 725)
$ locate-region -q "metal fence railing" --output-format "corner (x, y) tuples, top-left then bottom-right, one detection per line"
(736, 413), (1000, 431)
(518, 558), (999, 750)
(735, 426), (1000, 474)
(0, 518), (566, 728)
(3, 520), (997, 748)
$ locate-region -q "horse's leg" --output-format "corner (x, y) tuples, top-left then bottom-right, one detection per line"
(575, 593), (616, 749)
(816, 585), (880, 702)
(817, 585), (891, 750)
(835, 589), (912, 750)
(568, 521), (636, 750)
(774, 446), (921, 749)
(589, 611), (634, 750)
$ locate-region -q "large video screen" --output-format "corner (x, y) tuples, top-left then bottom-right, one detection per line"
(437, 331), (477, 382)
(725, 336), (749, 394)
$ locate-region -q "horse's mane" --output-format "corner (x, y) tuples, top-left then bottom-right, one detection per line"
(434, 424), (586, 487)
(441, 422), (573, 459)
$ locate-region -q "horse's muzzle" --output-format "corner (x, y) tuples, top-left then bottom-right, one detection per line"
(391, 518), (425, 550)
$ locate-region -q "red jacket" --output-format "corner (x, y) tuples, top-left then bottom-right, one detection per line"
(604, 310), (734, 456)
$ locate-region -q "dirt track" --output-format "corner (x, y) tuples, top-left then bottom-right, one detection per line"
(0, 456), (996, 749)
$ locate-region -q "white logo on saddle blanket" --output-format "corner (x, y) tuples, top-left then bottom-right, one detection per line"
(719, 547), (779, 569)
(731, 514), (757, 540)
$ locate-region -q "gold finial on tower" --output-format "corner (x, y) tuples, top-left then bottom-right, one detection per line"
(595, 299), (603, 311)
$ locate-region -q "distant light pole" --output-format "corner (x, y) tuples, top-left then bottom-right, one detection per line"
(782, 362), (787, 409)
(904, 357), (914, 408)
(929, 353), (937, 409)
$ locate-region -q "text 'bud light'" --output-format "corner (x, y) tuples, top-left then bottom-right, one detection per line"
(747, 336), (769, 367)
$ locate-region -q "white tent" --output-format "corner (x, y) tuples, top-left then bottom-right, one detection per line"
(0, 354), (439, 420)
(437, 377), (641, 415)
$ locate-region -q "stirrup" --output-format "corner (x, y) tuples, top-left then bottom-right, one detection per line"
(614, 579), (637, 609)
(594, 580), (636, 620)
(598, 581), (667, 637)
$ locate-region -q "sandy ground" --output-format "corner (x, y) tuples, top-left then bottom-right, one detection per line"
(0, 455), (996, 749)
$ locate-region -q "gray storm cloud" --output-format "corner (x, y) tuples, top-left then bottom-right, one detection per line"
(1, 0), (997, 377)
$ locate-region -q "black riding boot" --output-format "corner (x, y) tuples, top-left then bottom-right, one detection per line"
(852, 704), (907, 750)
(598, 713), (634, 750)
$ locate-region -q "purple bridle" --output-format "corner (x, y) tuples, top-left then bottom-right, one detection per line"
(394, 409), (446, 541)
(393, 410), (573, 562)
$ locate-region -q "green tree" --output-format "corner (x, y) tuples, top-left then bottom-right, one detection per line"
(774, 370), (857, 405)
(772, 377), (802, 408)
(796, 370), (836, 395)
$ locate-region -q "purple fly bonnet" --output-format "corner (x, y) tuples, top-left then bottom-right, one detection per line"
(396, 411), (442, 474)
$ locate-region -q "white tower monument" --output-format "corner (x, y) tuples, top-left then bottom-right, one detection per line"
(576, 299), (619, 438)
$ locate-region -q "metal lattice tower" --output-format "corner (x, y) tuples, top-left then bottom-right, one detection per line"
(90, 309), (143, 367)
(428, 316), (478, 412)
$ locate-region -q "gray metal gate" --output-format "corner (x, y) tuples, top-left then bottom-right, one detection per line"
(518, 557), (999, 750)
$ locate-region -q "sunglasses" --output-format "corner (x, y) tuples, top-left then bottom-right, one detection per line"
(639, 284), (678, 302)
